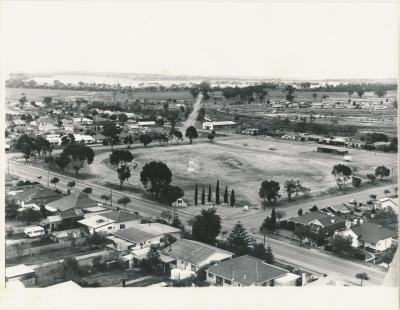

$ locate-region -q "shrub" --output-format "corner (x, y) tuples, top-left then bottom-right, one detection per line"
(141, 219), (154, 224)
(352, 176), (362, 187)
(353, 251), (366, 261)
(324, 245), (333, 251)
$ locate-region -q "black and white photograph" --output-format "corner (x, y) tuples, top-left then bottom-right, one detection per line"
(0, 1), (398, 309)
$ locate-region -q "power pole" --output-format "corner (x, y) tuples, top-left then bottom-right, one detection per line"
(110, 189), (113, 208)
(47, 170), (50, 187)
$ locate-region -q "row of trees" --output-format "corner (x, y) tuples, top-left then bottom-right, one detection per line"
(259, 179), (310, 206)
(194, 182), (235, 207)
(332, 164), (391, 190)
(189, 208), (275, 263)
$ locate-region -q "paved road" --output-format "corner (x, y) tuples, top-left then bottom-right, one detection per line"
(7, 161), (387, 285)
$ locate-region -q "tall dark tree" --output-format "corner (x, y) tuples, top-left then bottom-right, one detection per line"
(265, 245), (275, 264)
(215, 180), (220, 205)
(160, 185), (184, 204)
(331, 164), (352, 189)
(102, 121), (121, 150)
(145, 246), (162, 274)
(375, 166), (390, 181)
(140, 161), (172, 198)
(109, 149), (134, 189)
(194, 183), (198, 206)
(271, 207), (277, 229)
(62, 257), (80, 281)
(171, 213), (184, 230)
(207, 184), (212, 203)
(227, 221), (252, 256)
(192, 208), (221, 245)
(230, 189), (235, 207)
(61, 144), (95, 177)
(201, 185), (205, 205)
(223, 186), (228, 204)
(34, 136), (51, 157)
(252, 243), (266, 260)
(185, 126), (198, 144)
(259, 180), (281, 204)
(139, 133), (153, 147)
(55, 154), (71, 172)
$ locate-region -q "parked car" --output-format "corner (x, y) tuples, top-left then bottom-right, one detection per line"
(24, 226), (45, 238)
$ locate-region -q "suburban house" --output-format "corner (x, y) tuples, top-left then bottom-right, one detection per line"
(161, 239), (234, 274)
(317, 146), (349, 156)
(288, 212), (347, 236)
(202, 121), (236, 131)
(321, 204), (351, 215)
(206, 255), (300, 287)
(106, 223), (181, 252)
(137, 121), (156, 128)
(73, 117), (93, 125)
(337, 222), (396, 252)
(13, 186), (63, 207)
(374, 197), (399, 211)
(45, 192), (98, 213)
(40, 208), (84, 232)
(78, 210), (143, 235)
(50, 228), (86, 242)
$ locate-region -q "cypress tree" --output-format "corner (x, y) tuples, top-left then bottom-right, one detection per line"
(265, 245), (275, 264)
(208, 184), (212, 203)
(201, 185), (205, 204)
(171, 213), (184, 230)
(271, 207), (276, 231)
(223, 186), (228, 204)
(145, 245), (161, 274)
(230, 189), (235, 207)
(194, 183), (198, 205)
(215, 180), (220, 205)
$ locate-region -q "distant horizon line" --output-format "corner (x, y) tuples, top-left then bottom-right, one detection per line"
(7, 70), (397, 83)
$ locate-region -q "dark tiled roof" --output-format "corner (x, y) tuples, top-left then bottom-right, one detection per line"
(46, 192), (97, 212)
(101, 210), (142, 223)
(351, 222), (396, 244)
(162, 239), (233, 266)
(14, 186), (62, 203)
(207, 255), (287, 286)
(289, 212), (345, 227)
(60, 208), (84, 220)
(112, 227), (155, 243)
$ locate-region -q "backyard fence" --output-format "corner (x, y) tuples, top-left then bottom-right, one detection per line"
(6, 238), (87, 259)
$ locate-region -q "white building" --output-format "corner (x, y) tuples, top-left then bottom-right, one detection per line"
(337, 222), (396, 252)
(78, 210), (142, 235)
(73, 117), (93, 125)
(202, 121), (236, 131)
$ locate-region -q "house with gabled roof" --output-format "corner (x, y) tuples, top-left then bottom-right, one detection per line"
(288, 211), (346, 236)
(45, 192), (98, 213)
(161, 239), (233, 273)
(78, 210), (142, 235)
(206, 255), (299, 287)
(13, 186), (62, 207)
(337, 222), (396, 252)
(106, 223), (181, 252)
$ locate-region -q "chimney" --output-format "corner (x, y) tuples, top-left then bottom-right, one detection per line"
(331, 219), (335, 224)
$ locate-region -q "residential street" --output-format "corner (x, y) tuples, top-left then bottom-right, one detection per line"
(7, 161), (388, 285)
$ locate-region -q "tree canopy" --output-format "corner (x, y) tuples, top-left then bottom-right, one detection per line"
(259, 180), (281, 204)
(227, 221), (252, 256)
(192, 208), (221, 245)
(61, 144), (95, 177)
(140, 161), (172, 197)
(185, 126), (198, 144)
(331, 164), (352, 189)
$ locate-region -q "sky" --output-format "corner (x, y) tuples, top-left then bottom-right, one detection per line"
(1, 1), (398, 79)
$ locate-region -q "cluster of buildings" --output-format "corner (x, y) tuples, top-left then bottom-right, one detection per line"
(285, 196), (398, 253)
(5, 99), (161, 150)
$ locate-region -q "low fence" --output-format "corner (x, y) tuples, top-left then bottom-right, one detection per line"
(6, 238), (87, 259)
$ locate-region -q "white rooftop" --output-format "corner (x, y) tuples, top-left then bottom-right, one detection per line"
(6, 264), (35, 279)
(78, 214), (115, 229)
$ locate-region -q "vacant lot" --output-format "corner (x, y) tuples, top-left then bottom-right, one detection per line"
(6, 87), (100, 101)
(101, 136), (396, 207)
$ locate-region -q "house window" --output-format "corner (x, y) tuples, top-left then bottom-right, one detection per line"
(216, 276), (223, 286)
(120, 224), (125, 229)
(208, 272), (214, 279)
(224, 279), (232, 285)
(108, 226), (112, 229)
(191, 264), (197, 272)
